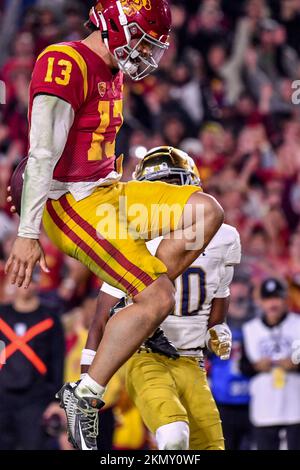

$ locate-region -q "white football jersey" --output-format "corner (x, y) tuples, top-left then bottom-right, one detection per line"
(101, 223), (241, 357)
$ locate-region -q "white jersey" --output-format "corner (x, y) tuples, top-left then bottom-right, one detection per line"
(243, 313), (300, 426)
(101, 223), (241, 357)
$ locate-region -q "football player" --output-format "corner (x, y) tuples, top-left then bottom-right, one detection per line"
(5, 1), (224, 450)
(80, 147), (241, 450)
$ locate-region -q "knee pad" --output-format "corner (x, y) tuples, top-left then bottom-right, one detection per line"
(156, 421), (189, 450)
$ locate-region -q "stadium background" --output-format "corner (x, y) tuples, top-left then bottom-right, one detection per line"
(0, 0), (300, 450)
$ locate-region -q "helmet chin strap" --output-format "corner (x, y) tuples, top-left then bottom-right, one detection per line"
(116, 0), (131, 43)
(91, 6), (109, 49)
(116, 0), (128, 27)
(91, 7), (100, 27)
(93, 2), (130, 56)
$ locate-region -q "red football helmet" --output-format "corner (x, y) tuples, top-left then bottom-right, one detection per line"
(89, 0), (171, 80)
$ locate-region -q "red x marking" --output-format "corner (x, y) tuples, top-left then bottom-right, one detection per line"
(0, 317), (54, 374)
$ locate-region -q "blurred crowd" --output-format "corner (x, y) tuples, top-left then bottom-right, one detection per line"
(1, 0), (300, 450)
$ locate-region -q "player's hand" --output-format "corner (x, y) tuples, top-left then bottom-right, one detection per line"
(6, 186), (16, 213)
(206, 324), (232, 360)
(5, 237), (49, 288)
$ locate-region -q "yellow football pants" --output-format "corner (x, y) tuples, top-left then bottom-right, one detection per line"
(43, 181), (199, 296)
(125, 352), (224, 450)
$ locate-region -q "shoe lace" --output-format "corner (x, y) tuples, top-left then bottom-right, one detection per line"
(76, 406), (99, 439)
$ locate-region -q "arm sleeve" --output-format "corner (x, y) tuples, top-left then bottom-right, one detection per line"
(214, 265), (234, 298)
(18, 94), (74, 238)
(100, 282), (125, 300)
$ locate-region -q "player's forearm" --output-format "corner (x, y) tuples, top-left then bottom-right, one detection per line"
(18, 150), (57, 239)
(208, 264), (234, 328)
(87, 292), (120, 348)
(81, 291), (120, 374)
(18, 95), (74, 238)
(208, 296), (230, 329)
(85, 284), (126, 351)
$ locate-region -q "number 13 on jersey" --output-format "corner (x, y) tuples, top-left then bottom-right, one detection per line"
(45, 57), (72, 86)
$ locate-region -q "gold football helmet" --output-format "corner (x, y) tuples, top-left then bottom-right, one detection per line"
(133, 146), (201, 186)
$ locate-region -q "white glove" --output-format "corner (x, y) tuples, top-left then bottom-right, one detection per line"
(205, 323), (232, 360)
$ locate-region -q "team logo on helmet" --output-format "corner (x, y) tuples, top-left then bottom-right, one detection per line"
(121, 0), (152, 16)
(90, 0), (170, 80)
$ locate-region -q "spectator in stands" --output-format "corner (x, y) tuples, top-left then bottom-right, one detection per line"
(257, 20), (298, 81)
(242, 278), (300, 450)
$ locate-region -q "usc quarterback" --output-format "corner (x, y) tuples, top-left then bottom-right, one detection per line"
(5, 0), (224, 450)
(81, 147), (241, 450)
